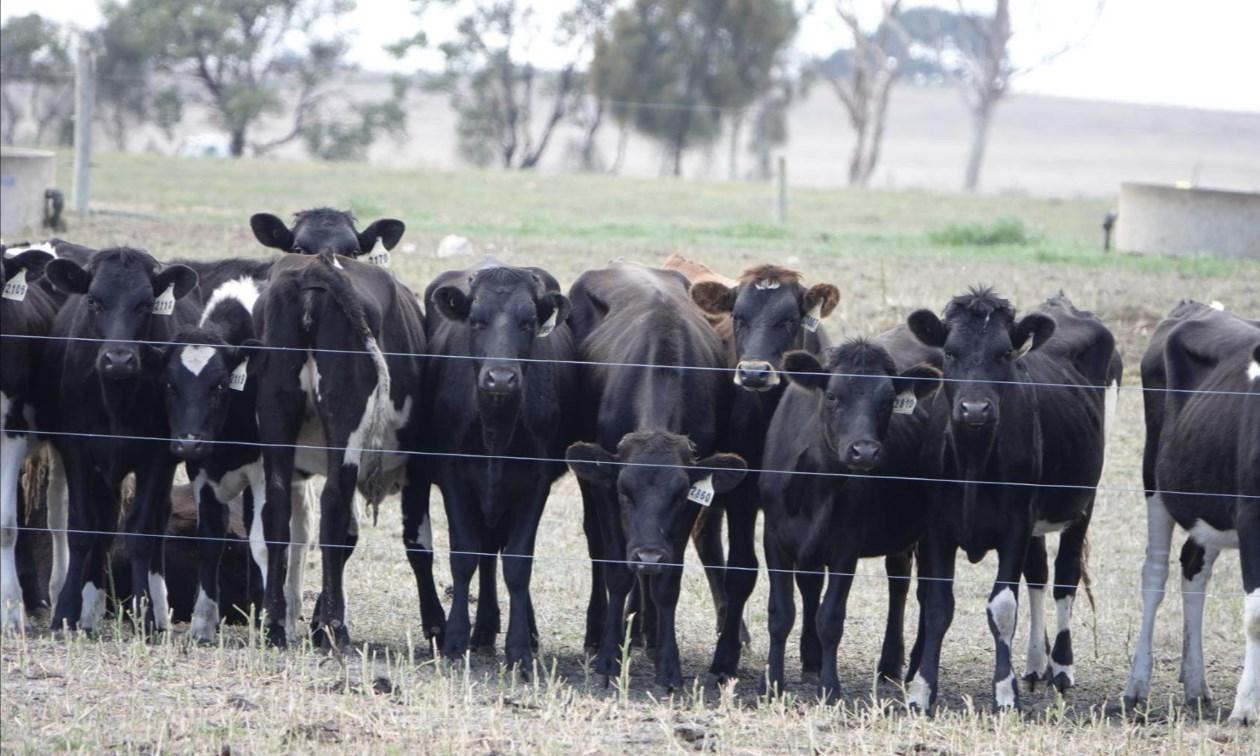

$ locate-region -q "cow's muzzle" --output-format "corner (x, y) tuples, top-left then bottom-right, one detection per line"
(170, 434), (210, 460)
(478, 365), (521, 397)
(734, 360), (779, 391)
(629, 547), (670, 575)
(98, 348), (140, 379)
(955, 399), (995, 428)
(843, 439), (882, 473)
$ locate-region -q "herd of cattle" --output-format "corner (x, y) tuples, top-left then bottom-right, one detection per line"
(0, 208), (1257, 723)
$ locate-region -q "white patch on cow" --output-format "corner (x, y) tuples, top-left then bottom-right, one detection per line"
(995, 672), (1018, 708)
(1209, 300), (1225, 311)
(907, 671), (932, 711)
(199, 276), (261, 327)
(148, 571), (170, 630)
(189, 587), (220, 643)
(1032, 519), (1069, 536)
(1181, 546), (1219, 703)
(2, 241), (56, 258)
(1051, 595), (1075, 685)
(79, 581), (105, 631)
(988, 587), (1017, 642)
(1188, 519), (1240, 550)
(1229, 589), (1260, 724)
(1124, 494), (1175, 705)
(46, 447), (68, 603)
(180, 345), (216, 376)
(1248, 360), (1260, 382)
(1103, 379), (1119, 445)
(285, 480), (313, 638)
(243, 465), (268, 583)
(299, 353), (322, 402)
(332, 257), (344, 270)
(1024, 586), (1048, 680)
(342, 337), (412, 499)
(416, 515), (432, 551)
(753, 278), (780, 290)
(1, 424), (27, 633)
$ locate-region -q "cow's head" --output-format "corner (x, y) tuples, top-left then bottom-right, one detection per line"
(691, 265), (839, 391)
(566, 433), (746, 575)
(45, 248), (198, 380)
(431, 266), (569, 426)
(3, 245), (54, 287)
(250, 208), (404, 257)
(907, 287), (1054, 436)
(161, 328), (258, 460)
(784, 341), (941, 473)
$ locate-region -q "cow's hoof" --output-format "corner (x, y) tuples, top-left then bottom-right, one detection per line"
(877, 664), (903, 684)
(800, 668), (820, 686)
(704, 671), (732, 689)
(1023, 669), (1049, 691)
(759, 678), (787, 700)
(656, 669), (683, 692)
(266, 627), (288, 648)
(593, 654), (620, 681)
(1051, 671), (1073, 695)
(470, 628), (498, 652)
(818, 685), (842, 706)
(1184, 694), (1213, 715)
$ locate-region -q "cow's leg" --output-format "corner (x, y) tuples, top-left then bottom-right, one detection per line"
(1049, 516), (1092, 694)
(440, 478), (480, 660)
(46, 447), (68, 604)
(579, 478), (606, 653)
(987, 534), (1029, 711)
(906, 531), (956, 713)
(796, 570), (823, 682)
(1229, 513), (1260, 724)
(502, 478), (547, 674)
(1179, 539), (1219, 708)
(286, 478), (312, 641)
(126, 459), (176, 632)
(878, 549), (912, 682)
(312, 462), (357, 651)
(190, 469), (228, 642)
(471, 553), (500, 653)
(650, 568), (685, 691)
(0, 428), (28, 632)
(708, 490), (758, 683)
(763, 539), (795, 698)
(1123, 494), (1176, 709)
(1021, 536), (1051, 688)
(591, 486), (632, 681)
(690, 507), (729, 637)
(245, 463), (268, 591)
(50, 452), (100, 632)
(817, 552), (860, 704)
(639, 575), (658, 652)
(400, 459), (444, 647)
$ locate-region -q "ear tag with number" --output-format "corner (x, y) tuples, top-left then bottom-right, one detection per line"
(687, 476), (715, 507)
(2, 269), (28, 301)
(893, 390), (917, 415)
(153, 284), (176, 315)
(228, 358), (249, 391)
(537, 309), (557, 337)
(365, 238), (391, 268)
(802, 302), (822, 333)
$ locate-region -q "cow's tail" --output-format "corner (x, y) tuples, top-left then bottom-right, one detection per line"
(1081, 529), (1098, 658)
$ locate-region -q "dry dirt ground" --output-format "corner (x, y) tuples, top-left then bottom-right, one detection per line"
(2, 154), (1259, 753)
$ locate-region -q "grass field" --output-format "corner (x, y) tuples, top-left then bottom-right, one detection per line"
(3, 152), (1259, 753)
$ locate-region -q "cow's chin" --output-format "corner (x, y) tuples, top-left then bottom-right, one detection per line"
(477, 391), (520, 451)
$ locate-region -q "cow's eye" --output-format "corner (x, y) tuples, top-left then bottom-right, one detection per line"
(781, 318), (796, 329)
(824, 392), (838, 403)
(292, 246), (306, 254)
(1003, 349), (1015, 361)
(217, 381), (229, 392)
(86, 297), (102, 313)
(469, 320), (486, 331)
(944, 350), (957, 361)
(520, 320), (535, 332)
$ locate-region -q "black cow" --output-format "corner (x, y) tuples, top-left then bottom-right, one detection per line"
(1121, 302), (1260, 723)
(2, 243), (58, 632)
(37, 247), (200, 631)
(904, 288), (1115, 711)
(423, 260), (577, 670)
(687, 264), (839, 682)
(253, 251), (443, 648)
(250, 208), (404, 263)
(760, 339), (942, 701)
(564, 262), (747, 689)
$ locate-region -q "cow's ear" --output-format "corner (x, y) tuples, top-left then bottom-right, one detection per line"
(692, 453), (747, 494)
(892, 363), (943, 401)
(431, 285), (471, 321)
(1252, 344), (1260, 373)
(44, 258), (91, 295)
(1012, 313), (1055, 356)
(691, 281), (736, 314)
(4, 248), (54, 283)
(565, 442), (619, 489)
(229, 339), (262, 370)
(804, 283), (840, 318)
(537, 292), (570, 329)
(783, 350), (828, 392)
(358, 218), (406, 252)
(907, 309), (947, 348)
(250, 213), (295, 251)
(155, 264), (199, 301)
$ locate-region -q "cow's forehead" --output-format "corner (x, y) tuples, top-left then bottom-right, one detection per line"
(736, 281), (799, 309)
(946, 310), (1013, 340)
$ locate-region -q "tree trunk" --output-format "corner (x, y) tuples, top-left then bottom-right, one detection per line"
(580, 99), (605, 171)
(671, 134), (685, 177)
(727, 111), (744, 180)
(848, 117), (868, 187)
(963, 98), (994, 192)
(609, 122), (629, 175)
(230, 127), (247, 158)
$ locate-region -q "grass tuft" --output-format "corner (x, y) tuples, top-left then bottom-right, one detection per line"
(929, 217), (1030, 246)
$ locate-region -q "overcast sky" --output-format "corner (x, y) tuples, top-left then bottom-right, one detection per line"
(4, 0), (1258, 113)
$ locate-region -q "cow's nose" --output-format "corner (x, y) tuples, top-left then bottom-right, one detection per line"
(735, 360), (777, 391)
(99, 349), (139, 378)
(846, 440), (882, 471)
(170, 434), (208, 460)
(631, 548), (668, 574)
(959, 400), (994, 426)
(479, 367), (520, 394)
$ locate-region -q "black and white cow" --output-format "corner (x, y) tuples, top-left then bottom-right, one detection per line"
(1122, 302), (1260, 723)
(687, 263), (839, 682)
(564, 261), (747, 690)
(423, 260), (577, 670)
(37, 247), (200, 631)
(2, 243), (58, 632)
(250, 208), (404, 263)
(759, 339), (942, 700)
(904, 288), (1116, 711)
(253, 251), (443, 648)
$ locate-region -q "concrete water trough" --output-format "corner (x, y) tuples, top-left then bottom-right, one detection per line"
(1116, 181), (1260, 259)
(0, 147), (57, 238)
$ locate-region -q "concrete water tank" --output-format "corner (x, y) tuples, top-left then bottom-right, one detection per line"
(1116, 182), (1260, 259)
(0, 147), (57, 237)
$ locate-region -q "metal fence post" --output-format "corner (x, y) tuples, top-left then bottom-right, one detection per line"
(775, 155), (787, 224)
(72, 36), (94, 217)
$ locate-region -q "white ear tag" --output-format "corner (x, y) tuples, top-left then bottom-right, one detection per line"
(153, 284), (176, 315)
(893, 391), (917, 414)
(537, 309), (557, 337)
(1014, 337), (1034, 359)
(228, 358), (249, 391)
(2, 269), (28, 301)
(687, 476), (715, 507)
(802, 302), (822, 333)
(365, 238), (391, 268)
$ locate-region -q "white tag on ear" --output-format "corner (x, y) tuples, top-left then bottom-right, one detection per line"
(687, 476), (715, 507)
(365, 238), (391, 268)
(228, 358), (249, 391)
(153, 284), (176, 315)
(893, 391), (917, 414)
(1209, 300), (1225, 311)
(1014, 338), (1034, 359)
(537, 309), (557, 337)
(802, 302), (822, 333)
(2, 269), (28, 301)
